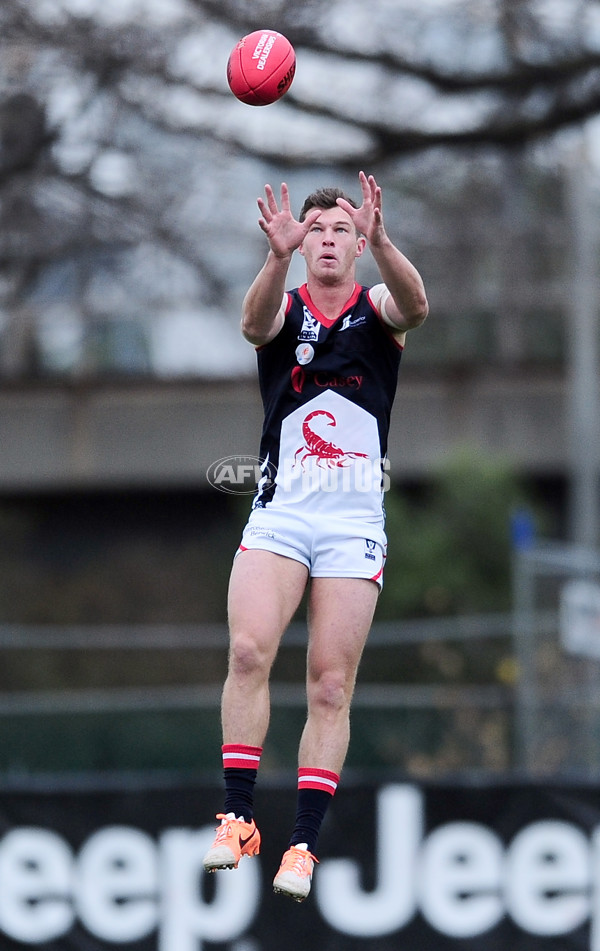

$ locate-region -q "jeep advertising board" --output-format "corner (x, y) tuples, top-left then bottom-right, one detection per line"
(0, 779), (599, 950)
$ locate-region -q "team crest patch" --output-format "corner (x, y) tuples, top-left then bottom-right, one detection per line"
(298, 306), (321, 342)
(364, 539), (377, 561)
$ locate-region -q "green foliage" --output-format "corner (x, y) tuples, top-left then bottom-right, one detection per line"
(380, 449), (537, 618)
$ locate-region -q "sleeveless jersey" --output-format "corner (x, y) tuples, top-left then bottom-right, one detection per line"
(253, 282), (403, 519)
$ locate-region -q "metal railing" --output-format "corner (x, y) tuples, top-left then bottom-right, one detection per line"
(0, 614), (515, 716)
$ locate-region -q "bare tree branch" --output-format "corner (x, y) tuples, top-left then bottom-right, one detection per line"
(0, 0), (596, 378)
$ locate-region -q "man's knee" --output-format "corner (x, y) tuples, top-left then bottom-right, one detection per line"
(308, 670), (352, 714)
(228, 633), (274, 679)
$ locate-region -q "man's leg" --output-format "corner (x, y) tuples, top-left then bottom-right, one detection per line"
(204, 549), (308, 872)
(301, 576), (379, 771)
(273, 576), (378, 899)
(222, 548), (309, 746)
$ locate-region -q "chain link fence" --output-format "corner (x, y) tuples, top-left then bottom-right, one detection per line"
(513, 541), (600, 778)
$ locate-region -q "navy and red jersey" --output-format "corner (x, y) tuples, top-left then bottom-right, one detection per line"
(253, 282), (403, 517)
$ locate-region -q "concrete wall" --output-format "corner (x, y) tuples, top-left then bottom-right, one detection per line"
(0, 367), (566, 492)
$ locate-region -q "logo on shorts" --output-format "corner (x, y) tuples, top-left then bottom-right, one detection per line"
(206, 455), (277, 495)
(247, 525), (276, 539)
(364, 539), (377, 561)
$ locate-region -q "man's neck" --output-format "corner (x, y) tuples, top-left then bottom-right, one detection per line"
(304, 277), (357, 321)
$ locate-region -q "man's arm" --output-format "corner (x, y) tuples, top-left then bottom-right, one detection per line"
(338, 171), (429, 333)
(369, 238), (429, 333)
(241, 250), (290, 346)
(241, 183), (320, 347)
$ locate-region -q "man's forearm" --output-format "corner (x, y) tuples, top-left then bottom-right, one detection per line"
(371, 236), (429, 329)
(241, 250), (292, 345)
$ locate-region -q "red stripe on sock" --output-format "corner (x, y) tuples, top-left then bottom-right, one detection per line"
(222, 744), (263, 770)
(298, 767), (339, 795)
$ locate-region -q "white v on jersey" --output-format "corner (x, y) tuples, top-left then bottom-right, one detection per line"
(263, 389), (387, 518)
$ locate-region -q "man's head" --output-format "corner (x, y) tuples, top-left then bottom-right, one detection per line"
(298, 189), (365, 284)
(299, 187), (357, 223)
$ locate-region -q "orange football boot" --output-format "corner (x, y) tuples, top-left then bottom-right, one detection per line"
(272, 844), (318, 901)
(203, 813), (261, 871)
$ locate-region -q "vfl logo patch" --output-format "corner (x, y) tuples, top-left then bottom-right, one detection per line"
(364, 539), (377, 561)
(298, 306), (321, 342)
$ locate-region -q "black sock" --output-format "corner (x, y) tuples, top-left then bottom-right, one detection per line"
(223, 768), (258, 822)
(288, 787), (333, 855)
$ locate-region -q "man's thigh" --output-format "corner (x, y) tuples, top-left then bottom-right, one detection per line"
(306, 576), (379, 677)
(228, 548), (309, 649)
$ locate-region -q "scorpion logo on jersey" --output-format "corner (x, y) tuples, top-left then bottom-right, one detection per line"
(294, 410), (369, 469)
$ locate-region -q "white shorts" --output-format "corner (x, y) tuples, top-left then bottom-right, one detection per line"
(237, 506), (387, 589)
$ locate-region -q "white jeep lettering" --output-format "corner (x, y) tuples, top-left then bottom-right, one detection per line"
(316, 784), (600, 945)
(316, 785), (422, 934)
(505, 821), (590, 935)
(0, 825), (259, 950)
(159, 829), (259, 951)
(0, 828), (74, 943)
(75, 826), (158, 942)
(418, 822), (504, 937)
(1, 790), (600, 947)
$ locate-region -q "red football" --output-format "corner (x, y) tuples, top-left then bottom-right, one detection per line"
(227, 30), (296, 106)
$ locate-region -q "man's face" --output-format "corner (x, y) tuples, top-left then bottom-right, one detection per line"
(299, 206), (365, 283)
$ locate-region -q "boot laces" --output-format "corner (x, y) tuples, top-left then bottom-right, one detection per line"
(214, 814), (234, 844)
(287, 846), (317, 876)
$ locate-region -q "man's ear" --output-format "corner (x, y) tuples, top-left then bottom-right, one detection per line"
(355, 236), (367, 258)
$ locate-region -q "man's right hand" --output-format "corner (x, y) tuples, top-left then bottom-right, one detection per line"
(257, 183), (320, 258)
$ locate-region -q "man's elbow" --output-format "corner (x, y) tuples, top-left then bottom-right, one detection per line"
(241, 309), (282, 347)
(240, 314), (262, 346)
(406, 294), (429, 329)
